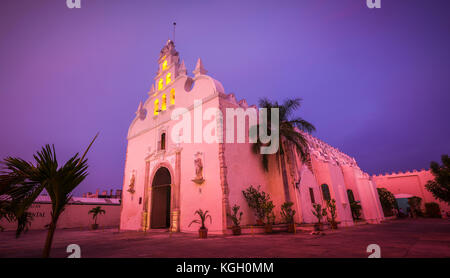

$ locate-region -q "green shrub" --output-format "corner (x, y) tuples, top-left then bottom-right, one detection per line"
(350, 200), (362, 220)
(425, 202), (441, 218)
(377, 188), (398, 216)
(326, 199), (338, 227)
(407, 196), (423, 217)
(262, 200), (275, 224)
(280, 201), (296, 224)
(312, 203), (327, 224)
(227, 204), (243, 227)
(242, 185), (272, 223)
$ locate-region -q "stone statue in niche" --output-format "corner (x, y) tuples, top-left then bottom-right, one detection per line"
(191, 153), (205, 185)
(127, 171), (136, 194)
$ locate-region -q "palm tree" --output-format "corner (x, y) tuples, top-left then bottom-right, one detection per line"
(0, 134), (98, 257)
(252, 98), (315, 202)
(89, 206), (106, 226)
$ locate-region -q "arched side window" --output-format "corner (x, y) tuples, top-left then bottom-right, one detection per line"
(162, 60), (168, 71)
(154, 99), (159, 115)
(160, 133), (166, 150)
(309, 188), (315, 204)
(161, 94), (167, 111)
(158, 78), (164, 90)
(347, 189), (355, 203)
(170, 88), (175, 105)
(166, 72), (172, 85)
(321, 184), (331, 201)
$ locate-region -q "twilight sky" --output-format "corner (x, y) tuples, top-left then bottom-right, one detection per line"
(1, 0), (449, 196)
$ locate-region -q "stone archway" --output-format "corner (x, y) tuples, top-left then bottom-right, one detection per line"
(150, 167), (172, 228)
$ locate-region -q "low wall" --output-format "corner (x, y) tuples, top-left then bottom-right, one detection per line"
(0, 202), (121, 231)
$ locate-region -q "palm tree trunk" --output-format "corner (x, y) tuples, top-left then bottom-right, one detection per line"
(280, 152), (291, 203)
(42, 214), (59, 258)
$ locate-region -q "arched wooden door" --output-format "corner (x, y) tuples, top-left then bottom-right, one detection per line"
(151, 167), (171, 228)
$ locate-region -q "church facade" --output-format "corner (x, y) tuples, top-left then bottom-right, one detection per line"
(119, 41), (385, 233)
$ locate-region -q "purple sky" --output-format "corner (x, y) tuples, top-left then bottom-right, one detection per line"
(1, 0), (449, 196)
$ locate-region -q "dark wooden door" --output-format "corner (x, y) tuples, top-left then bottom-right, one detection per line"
(151, 167), (172, 229)
(151, 185), (171, 228)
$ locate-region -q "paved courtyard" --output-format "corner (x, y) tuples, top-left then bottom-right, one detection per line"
(0, 218), (449, 258)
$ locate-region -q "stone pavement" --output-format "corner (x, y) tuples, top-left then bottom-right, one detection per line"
(0, 218), (449, 258)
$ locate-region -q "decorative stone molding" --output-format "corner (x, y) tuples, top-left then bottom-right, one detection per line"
(193, 58), (207, 77)
(127, 170), (136, 194)
(218, 101), (231, 231)
(135, 101), (147, 120)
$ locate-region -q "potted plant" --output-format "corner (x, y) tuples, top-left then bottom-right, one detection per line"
(263, 200), (275, 234)
(88, 206), (105, 230)
(326, 199), (338, 229)
(312, 203), (327, 231)
(242, 185), (270, 225)
(227, 204), (243, 235)
(281, 201), (296, 233)
(188, 209), (212, 239)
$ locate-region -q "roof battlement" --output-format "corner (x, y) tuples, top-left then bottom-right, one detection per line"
(372, 168), (429, 178)
(303, 133), (358, 167)
(221, 92), (257, 109)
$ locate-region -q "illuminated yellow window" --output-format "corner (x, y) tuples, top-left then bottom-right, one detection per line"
(166, 72), (172, 85)
(162, 60), (168, 71)
(158, 79), (164, 90)
(154, 99), (159, 115)
(170, 88), (175, 105)
(161, 94), (167, 111)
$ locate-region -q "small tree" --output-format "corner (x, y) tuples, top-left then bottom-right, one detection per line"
(88, 206), (106, 225)
(424, 202), (441, 218)
(377, 187), (398, 216)
(350, 200), (362, 220)
(312, 203), (327, 224)
(227, 204), (243, 227)
(242, 185), (270, 223)
(407, 197), (422, 217)
(262, 200), (275, 224)
(326, 199), (338, 229)
(280, 201), (296, 224)
(425, 154), (450, 204)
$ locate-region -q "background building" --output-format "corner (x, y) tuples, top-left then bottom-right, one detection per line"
(83, 189), (122, 199)
(0, 195), (121, 231)
(373, 170), (449, 217)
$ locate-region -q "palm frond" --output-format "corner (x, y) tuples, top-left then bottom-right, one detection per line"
(289, 117), (316, 133)
(281, 98), (302, 120)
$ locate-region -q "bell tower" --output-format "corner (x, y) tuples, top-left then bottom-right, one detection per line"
(154, 40), (184, 92)
(150, 40), (186, 115)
